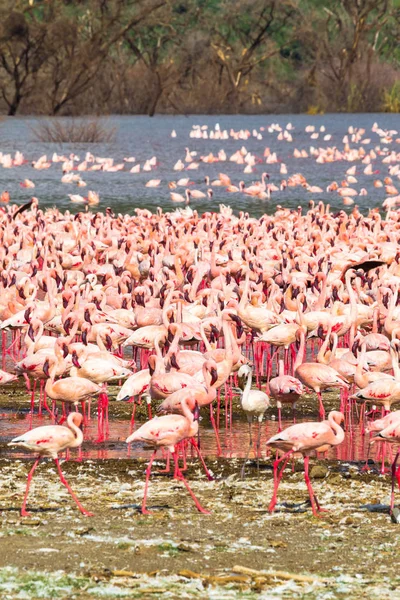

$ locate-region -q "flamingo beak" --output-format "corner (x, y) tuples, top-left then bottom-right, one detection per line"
(62, 343), (69, 359)
(24, 307), (32, 323)
(64, 318), (71, 335)
(82, 330), (88, 345)
(84, 309), (92, 324)
(210, 367), (218, 386)
(27, 324), (35, 342)
(193, 402), (200, 421)
(170, 354), (180, 370)
(43, 359), (50, 378)
(72, 352), (81, 368)
(105, 334), (113, 351)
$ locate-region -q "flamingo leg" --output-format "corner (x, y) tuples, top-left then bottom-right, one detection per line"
(54, 459), (93, 516)
(172, 451), (210, 514)
(129, 401), (137, 432)
(303, 456), (320, 516)
(317, 392), (325, 420)
(268, 450), (293, 513)
(42, 393), (57, 421)
(158, 450), (171, 474)
(241, 419), (253, 479)
(390, 449), (400, 514)
(210, 404), (222, 455)
(21, 457), (41, 517)
(256, 418), (262, 476)
(146, 397), (152, 420)
(278, 406), (282, 432)
(142, 450), (157, 515)
(189, 439), (214, 481)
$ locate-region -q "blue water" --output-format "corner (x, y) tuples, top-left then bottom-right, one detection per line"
(0, 113), (398, 217)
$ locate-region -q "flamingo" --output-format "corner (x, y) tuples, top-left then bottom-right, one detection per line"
(126, 398), (209, 514)
(235, 364), (270, 478)
(374, 420), (400, 514)
(268, 359), (304, 428)
(266, 411), (345, 516)
(8, 412), (93, 517)
(294, 327), (348, 419)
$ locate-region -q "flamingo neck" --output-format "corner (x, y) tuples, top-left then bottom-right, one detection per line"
(328, 413), (345, 444)
(294, 329), (306, 372)
(391, 346), (400, 381)
(66, 413), (84, 448)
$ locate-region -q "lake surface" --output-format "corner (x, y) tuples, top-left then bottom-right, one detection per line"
(0, 113), (398, 217)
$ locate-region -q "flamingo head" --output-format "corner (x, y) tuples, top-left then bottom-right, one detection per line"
(72, 351), (81, 369)
(62, 342), (69, 359)
(43, 358), (50, 378)
(27, 324), (35, 342)
(105, 334), (113, 351)
(64, 317), (72, 335)
(170, 353), (180, 370)
(193, 402), (200, 421)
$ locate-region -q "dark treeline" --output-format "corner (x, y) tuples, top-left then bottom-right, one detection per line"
(0, 0), (399, 116)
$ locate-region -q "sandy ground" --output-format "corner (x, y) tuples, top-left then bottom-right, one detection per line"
(0, 385), (399, 599)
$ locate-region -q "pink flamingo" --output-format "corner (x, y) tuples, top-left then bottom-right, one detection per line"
(374, 420), (400, 513)
(266, 411), (345, 516)
(126, 398), (210, 514)
(8, 412), (93, 517)
(268, 359), (304, 428)
(294, 327), (348, 419)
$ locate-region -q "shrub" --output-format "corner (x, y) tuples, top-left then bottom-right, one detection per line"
(30, 118), (116, 143)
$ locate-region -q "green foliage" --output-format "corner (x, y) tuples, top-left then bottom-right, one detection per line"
(382, 81), (400, 112)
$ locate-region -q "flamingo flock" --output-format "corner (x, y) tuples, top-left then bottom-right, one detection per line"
(2, 190), (400, 520)
(1, 119), (400, 213)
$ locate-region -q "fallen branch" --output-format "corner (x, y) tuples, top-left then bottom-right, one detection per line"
(232, 565), (328, 584)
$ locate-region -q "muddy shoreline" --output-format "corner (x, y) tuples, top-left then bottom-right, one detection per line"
(0, 383), (399, 598)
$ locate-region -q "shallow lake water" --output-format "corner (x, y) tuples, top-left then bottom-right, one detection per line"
(0, 113), (398, 217)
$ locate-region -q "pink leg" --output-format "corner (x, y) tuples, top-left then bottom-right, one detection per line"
(158, 450), (171, 474)
(147, 399), (152, 420)
(390, 449), (400, 514)
(142, 450), (157, 515)
(268, 450), (293, 513)
(278, 407), (282, 432)
(172, 451), (210, 514)
(304, 456), (322, 516)
(21, 458), (41, 517)
(129, 402), (136, 432)
(190, 438), (214, 481)
(42, 393), (57, 421)
(54, 459), (93, 516)
(317, 392), (325, 420)
(210, 404), (222, 455)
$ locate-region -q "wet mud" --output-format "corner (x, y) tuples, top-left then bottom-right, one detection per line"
(0, 384), (399, 598)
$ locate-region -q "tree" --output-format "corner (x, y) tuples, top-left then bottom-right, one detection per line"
(43, 0), (166, 115)
(204, 0), (298, 111)
(0, 7), (49, 115)
(313, 0), (391, 110)
(123, 1), (197, 116)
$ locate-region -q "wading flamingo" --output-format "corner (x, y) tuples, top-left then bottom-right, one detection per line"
(126, 398), (209, 514)
(236, 363), (270, 478)
(8, 412), (93, 517)
(266, 411), (345, 516)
